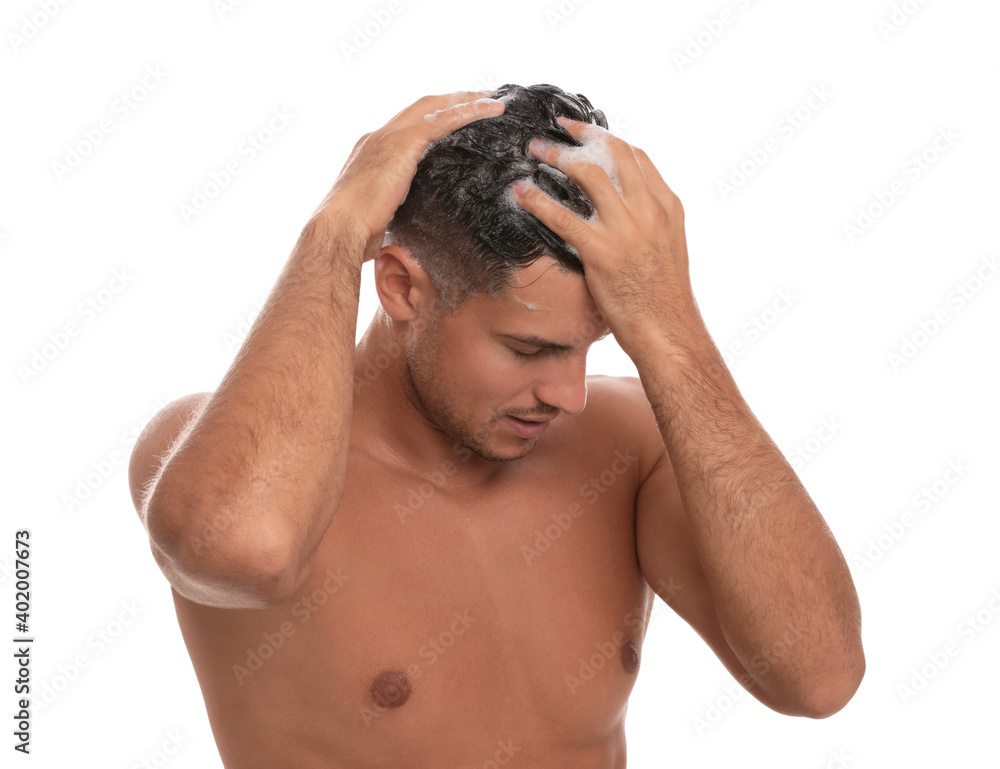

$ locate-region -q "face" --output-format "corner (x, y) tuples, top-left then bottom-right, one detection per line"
(403, 256), (610, 462)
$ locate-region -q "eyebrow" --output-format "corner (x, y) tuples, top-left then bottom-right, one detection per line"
(499, 330), (610, 351)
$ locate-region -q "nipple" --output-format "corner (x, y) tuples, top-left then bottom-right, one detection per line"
(370, 669), (412, 709)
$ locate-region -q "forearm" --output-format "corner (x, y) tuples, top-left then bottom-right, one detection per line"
(632, 314), (864, 711)
(150, 213), (363, 596)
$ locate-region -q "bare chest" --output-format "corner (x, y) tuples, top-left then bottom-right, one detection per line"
(176, 437), (653, 766)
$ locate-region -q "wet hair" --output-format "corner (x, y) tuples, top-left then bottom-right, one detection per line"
(384, 83), (609, 315)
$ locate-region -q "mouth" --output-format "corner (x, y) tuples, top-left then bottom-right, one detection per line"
(503, 415), (553, 438)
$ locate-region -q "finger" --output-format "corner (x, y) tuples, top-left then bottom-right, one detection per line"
(446, 89), (496, 105)
(632, 147), (683, 216)
(418, 97), (506, 141)
(384, 91), (497, 131)
(510, 179), (594, 256)
(526, 135), (629, 227)
(554, 117), (648, 203)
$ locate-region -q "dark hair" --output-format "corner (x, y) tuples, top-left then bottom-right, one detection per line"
(385, 83), (609, 314)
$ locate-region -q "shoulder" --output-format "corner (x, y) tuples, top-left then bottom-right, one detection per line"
(582, 374), (665, 485)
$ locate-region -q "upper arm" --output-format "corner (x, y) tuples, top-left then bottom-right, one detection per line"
(128, 392), (213, 521)
(623, 376), (771, 704)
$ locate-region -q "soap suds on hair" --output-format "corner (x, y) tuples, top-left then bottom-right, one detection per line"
(386, 83), (609, 311)
(544, 123), (622, 196)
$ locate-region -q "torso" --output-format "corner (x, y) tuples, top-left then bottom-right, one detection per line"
(171, 375), (658, 768)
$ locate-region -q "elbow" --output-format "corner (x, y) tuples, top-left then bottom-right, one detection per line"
(146, 493), (308, 609)
(798, 651), (866, 719)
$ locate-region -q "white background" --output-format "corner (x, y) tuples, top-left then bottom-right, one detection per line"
(4, 0), (999, 766)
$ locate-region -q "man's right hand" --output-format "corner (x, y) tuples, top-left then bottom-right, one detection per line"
(311, 91), (506, 265)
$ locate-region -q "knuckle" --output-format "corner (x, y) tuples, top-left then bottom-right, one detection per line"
(555, 210), (587, 241)
(574, 163), (606, 184)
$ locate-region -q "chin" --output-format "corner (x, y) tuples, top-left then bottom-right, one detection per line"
(465, 429), (538, 463)
(467, 441), (535, 464)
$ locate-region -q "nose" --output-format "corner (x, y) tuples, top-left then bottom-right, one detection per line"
(534, 354), (589, 417)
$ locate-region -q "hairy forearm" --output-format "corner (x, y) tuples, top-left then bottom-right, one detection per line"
(149, 213), (363, 597)
(632, 313), (864, 713)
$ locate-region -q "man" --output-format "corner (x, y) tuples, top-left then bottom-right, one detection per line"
(128, 84), (864, 768)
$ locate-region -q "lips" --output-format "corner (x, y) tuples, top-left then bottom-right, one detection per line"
(503, 415), (552, 438)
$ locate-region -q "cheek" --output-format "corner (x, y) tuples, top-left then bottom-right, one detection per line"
(459, 347), (528, 404)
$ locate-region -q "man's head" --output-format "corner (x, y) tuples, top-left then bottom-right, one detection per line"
(384, 82), (609, 314)
(372, 83), (611, 462)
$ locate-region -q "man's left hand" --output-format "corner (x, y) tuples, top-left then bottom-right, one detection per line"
(511, 116), (702, 358)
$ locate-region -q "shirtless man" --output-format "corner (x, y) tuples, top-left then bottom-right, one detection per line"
(128, 84), (864, 768)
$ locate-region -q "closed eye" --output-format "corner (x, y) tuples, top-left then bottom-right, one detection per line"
(510, 346), (543, 359)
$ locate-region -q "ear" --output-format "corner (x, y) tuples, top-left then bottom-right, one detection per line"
(374, 245), (437, 322)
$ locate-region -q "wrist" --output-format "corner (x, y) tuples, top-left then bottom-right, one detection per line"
(298, 209), (370, 271)
(621, 300), (712, 366)
(629, 316), (732, 401)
